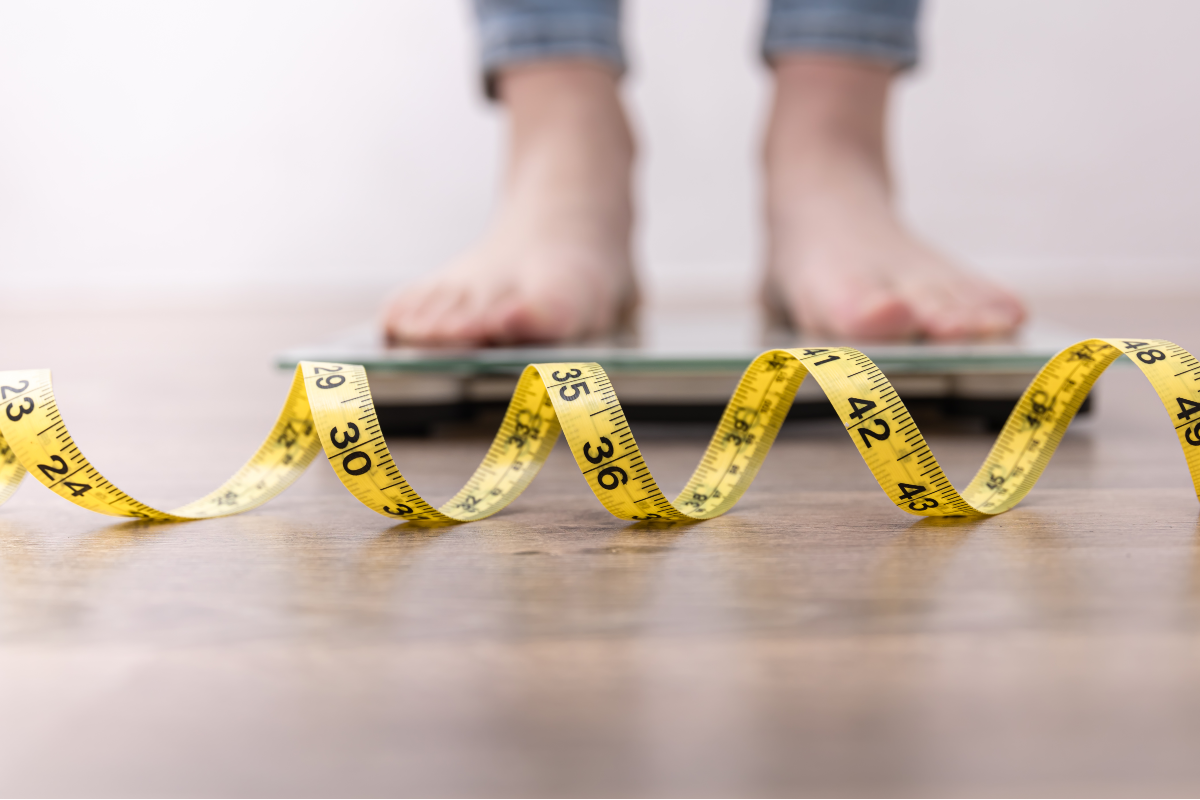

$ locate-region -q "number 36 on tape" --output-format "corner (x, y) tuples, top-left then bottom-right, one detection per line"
(0, 338), (1196, 522)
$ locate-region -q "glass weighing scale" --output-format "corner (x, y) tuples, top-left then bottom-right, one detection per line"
(278, 306), (1089, 436)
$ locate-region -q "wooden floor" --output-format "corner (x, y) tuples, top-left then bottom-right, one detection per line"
(1, 291), (1199, 797)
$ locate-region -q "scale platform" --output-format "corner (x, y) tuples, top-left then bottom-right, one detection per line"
(278, 307), (1089, 436)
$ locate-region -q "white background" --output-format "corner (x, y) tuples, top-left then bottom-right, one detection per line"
(2, 0), (1199, 299)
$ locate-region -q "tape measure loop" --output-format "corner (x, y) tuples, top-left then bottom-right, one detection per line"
(0, 338), (1196, 522)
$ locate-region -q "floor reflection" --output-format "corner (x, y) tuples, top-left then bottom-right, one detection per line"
(0, 516), (181, 639)
(242, 516), (449, 639)
(496, 525), (692, 639)
(867, 515), (981, 632)
(993, 510), (1087, 628)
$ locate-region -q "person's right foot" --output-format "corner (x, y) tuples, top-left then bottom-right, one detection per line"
(384, 63), (637, 346)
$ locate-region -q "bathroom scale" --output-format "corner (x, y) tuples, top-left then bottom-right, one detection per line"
(278, 306), (1091, 436)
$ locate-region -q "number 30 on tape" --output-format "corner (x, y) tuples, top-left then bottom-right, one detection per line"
(0, 338), (1196, 522)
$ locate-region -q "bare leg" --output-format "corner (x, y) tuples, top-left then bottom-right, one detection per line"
(385, 61), (636, 345)
(765, 56), (1025, 341)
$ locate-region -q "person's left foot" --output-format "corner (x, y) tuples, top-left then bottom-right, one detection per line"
(764, 57), (1025, 341)
(765, 142), (1026, 340)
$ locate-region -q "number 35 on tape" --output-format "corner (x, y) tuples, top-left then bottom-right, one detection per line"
(0, 339), (1196, 522)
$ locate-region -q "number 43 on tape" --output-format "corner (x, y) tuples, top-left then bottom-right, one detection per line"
(0, 339), (1196, 522)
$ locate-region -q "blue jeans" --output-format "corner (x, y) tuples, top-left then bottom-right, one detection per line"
(474, 0), (921, 97)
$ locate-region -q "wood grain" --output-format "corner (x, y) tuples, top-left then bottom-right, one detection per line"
(0, 291), (1198, 796)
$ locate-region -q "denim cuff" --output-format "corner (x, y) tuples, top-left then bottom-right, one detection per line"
(763, 4), (920, 70)
(476, 8), (626, 99)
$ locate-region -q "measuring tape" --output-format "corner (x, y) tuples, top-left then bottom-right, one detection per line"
(0, 338), (1197, 522)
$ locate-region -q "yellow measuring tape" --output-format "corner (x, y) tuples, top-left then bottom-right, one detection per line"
(0, 338), (1197, 522)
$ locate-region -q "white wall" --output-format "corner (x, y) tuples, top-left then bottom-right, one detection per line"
(2, 0), (1199, 297)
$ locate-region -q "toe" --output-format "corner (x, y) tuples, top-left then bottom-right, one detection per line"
(798, 270), (919, 340)
(779, 260), (918, 341)
(982, 286), (1027, 333)
(440, 284), (515, 345)
(394, 282), (470, 344)
(425, 287), (496, 345)
(903, 266), (1022, 341)
(914, 295), (974, 340)
(384, 283), (436, 343)
(485, 286), (576, 344)
(833, 291), (919, 341)
(931, 280), (1025, 340)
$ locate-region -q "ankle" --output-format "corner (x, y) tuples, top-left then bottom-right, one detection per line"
(765, 59), (900, 228)
(491, 60), (636, 238)
(497, 60), (635, 162)
(765, 55), (892, 181)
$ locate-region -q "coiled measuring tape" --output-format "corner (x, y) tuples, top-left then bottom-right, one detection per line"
(0, 338), (1197, 522)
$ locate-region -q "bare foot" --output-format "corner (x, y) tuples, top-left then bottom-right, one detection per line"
(765, 57), (1025, 341)
(385, 62), (636, 346)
